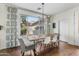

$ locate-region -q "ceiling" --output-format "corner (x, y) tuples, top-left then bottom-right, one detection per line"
(13, 3), (79, 15)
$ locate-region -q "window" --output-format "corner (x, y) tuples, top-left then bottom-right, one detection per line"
(6, 28), (11, 33)
(6, 6), (17, 48)
(6, 21), (10, 26)
(11, 21), (16, 26)
(6, 35), (11, 40)
(26, 16), (39, 24)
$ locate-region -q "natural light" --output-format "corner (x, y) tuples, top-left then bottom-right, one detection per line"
(26, 16), (39, 24)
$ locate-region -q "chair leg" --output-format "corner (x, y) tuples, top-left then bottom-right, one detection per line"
(53, 43), (56, 47)
(33, 49), (36, 56)
(21, 51), (25, 56)
(22, 52), (25, 56)
(56, 42), (59, 48)
(55, 42), (58, 48)
(31, 50), (35, 56)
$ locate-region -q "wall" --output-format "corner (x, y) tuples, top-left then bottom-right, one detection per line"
(50, 7), (79, 46)
(0, 4), (7, 49)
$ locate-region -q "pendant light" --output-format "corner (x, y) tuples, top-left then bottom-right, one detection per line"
(39, 3), (45, 35)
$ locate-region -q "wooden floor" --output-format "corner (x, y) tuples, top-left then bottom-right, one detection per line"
(0, 41), (79, 56)
(44, 42), (79, 56)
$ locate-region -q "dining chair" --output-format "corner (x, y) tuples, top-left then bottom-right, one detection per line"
(18, 38), (38, 56)
(43, 36), (51, 50)
(51, 33), (59, 47)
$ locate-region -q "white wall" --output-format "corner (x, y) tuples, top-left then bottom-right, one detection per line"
(51, 7), (79, 46)
(0, 4), (7, 49)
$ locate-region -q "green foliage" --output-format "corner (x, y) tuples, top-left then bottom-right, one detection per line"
(21, 28), (27, 35)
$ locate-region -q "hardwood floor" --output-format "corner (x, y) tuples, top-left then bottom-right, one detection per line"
(44, 42), (79, 56)
(0, 41), (79, 56)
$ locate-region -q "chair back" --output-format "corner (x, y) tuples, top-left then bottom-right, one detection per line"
(18, 38), (26, 52)
(44, 36), (51, 44)
(52, 34), (58, 42)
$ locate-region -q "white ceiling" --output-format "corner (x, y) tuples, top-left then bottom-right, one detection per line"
(13, 3), (79, 15)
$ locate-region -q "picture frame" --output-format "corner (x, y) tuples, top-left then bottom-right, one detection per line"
(52, 23), (56, 28)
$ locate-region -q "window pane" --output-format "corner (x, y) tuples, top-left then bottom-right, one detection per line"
(26, 16), (39, 23)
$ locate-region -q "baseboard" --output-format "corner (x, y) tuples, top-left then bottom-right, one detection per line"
(59, 40), (68, 43)
(60, 40), (79, 48)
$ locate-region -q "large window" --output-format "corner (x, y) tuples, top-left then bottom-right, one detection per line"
(21, 15), (40, 35)
(20, 15), (45, 36)
(6, 6), (17, 48)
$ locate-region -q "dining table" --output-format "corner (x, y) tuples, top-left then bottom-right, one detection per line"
(28, 35), (46, 55)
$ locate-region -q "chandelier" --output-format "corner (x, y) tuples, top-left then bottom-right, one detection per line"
(42, 3), (44, 22)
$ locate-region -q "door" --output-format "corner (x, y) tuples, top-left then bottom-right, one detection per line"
(59, 15), (75, 45)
